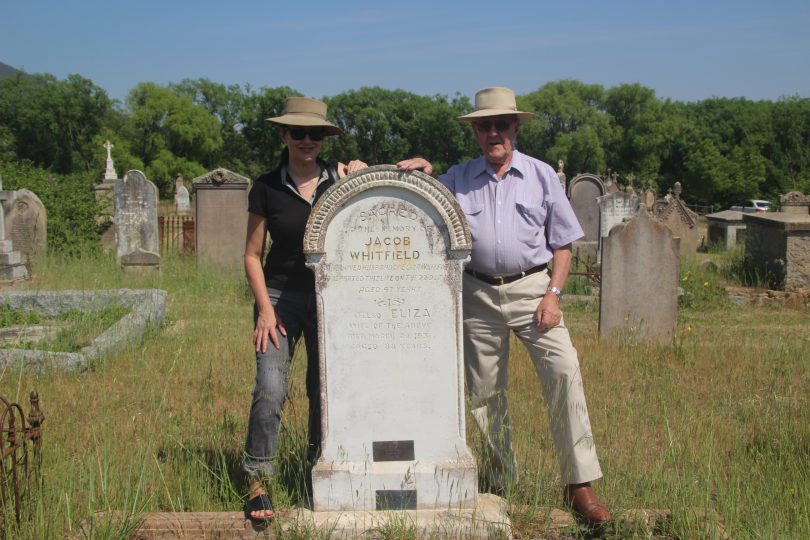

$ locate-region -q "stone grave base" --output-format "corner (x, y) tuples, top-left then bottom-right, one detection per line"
(83, 503), (730, 539)
(86, 494), (511, 539)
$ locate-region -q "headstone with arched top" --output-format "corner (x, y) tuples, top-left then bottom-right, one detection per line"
(303, 165), (478, 514)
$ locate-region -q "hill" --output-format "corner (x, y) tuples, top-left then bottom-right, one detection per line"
(0, 61), (21, 78)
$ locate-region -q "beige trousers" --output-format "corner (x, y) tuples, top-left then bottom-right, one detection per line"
(462, 270), (603, 486)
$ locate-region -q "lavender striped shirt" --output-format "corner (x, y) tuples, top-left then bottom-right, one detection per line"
(439, 150), (583, 275)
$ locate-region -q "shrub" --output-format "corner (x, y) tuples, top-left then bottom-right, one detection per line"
(1, 160), (101, 254)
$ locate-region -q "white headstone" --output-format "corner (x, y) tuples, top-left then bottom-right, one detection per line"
(304, 166), (477, 512)
(597, 191), (640, 262)
(175, 185), (190, 214)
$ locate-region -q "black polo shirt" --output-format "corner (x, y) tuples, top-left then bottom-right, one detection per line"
(248, 160), (338, 291)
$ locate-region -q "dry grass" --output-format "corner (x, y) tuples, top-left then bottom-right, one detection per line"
(1, 250), (808, 538)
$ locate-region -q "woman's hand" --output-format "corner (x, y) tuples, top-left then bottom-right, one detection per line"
(338, 160), (368, 178)
(254, 307), (287, 353)
(397, 157), (433, 175)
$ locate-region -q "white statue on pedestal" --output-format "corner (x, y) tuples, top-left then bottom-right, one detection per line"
(103, 140), (118, 181)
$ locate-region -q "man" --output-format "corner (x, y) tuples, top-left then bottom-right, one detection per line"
(398, 87), (610, 525)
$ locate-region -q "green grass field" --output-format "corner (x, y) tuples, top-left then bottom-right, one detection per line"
(0, 250), (807, 539)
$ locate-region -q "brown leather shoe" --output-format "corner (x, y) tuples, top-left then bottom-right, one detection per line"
(563, 482), (611, 525)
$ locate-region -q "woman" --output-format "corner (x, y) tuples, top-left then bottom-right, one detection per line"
(243, 96), (366, 520)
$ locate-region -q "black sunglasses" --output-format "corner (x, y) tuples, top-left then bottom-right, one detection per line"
(474, 119), (514, 133)
(287, 127), (326, 141)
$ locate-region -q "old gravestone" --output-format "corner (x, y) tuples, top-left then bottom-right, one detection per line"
(114, 170), (160, 271)
(600, 209), (679, 344)
(174, 179), (191, 214)
(597, 191), (639, 262)
(568, 173), (606, 243)
(95, 140), (119, 250)
(743, 212), (810, 291)
(303, 166), (478, 513)
(3, 189), (47, 271)
(653, 182), (699, 256)
(780, 191), (810, 215)
(706, 210), (746, 250)
(0, 178), (28, 282)
(192, 168), (249, 267)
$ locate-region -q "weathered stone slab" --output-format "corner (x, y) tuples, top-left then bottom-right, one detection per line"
(304, 165), (477, 512)
(743, 212), (810, 291)
(0, 289), (167, 372)
(600, 209), (680, 344)
(86, 495), (511, 539)
(192, 168), (249, 268)
(86, 503), (729, 539)
(115, 170), (159, 268)
(568, 173), (606, 242)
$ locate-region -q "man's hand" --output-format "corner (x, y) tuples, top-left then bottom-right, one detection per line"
(536, 293), (562, 331)
(396, 157), (433, 175)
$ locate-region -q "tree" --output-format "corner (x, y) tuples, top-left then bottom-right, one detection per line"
(0, 73), (113, 173)
(239, 86), (301, 177)
(170, 78), (251, 173)
(123, 83), (222, 194)
(518, 80), (612, 176)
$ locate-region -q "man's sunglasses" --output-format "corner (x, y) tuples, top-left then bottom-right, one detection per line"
(474, 119), (514, 133)
(287, 127), (326, 141)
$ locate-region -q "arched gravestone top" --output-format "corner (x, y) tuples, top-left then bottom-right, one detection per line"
(302, 165), (477, 512)
(567, 173), (606, 242)
(304, 165), (472, 256)
(114, 170), (159, 265)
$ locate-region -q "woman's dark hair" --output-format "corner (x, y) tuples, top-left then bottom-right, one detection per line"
(280, 146), (290, 164)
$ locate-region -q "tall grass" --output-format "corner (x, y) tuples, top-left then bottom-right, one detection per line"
(0, 249), (807, 538)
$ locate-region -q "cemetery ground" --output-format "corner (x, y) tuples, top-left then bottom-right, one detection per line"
(0, 249), (807, 539)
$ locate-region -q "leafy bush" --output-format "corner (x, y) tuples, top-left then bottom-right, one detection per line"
(1, 160), (101, 254)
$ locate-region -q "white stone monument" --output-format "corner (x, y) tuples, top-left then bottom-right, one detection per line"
(303, 166), (490, 526)
(103, 140), (118, 181)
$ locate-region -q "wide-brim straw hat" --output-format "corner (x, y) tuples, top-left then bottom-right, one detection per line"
(266, 96), (343, 136)
(457, 87), (534, 124)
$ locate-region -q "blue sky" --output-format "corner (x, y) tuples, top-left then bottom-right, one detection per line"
(2, 0), (808, 104)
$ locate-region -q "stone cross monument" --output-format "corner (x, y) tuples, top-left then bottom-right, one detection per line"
(103, 140), (118, 181)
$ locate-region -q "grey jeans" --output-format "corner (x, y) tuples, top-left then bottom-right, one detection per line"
(243, 287), (321, 478)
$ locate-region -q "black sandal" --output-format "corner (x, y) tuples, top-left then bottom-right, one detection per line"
(245, 492), (274, 522)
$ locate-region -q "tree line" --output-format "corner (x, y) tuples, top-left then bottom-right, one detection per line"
(1, 72), (808, 216)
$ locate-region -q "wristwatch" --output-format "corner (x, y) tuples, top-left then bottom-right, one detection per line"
(547, 286), (564, 300)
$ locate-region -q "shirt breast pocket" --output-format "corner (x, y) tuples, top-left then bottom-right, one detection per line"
(515, 202), (547, 248)
(460, 202), (483, 242)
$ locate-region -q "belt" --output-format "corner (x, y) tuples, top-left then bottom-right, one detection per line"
(464, 264), (548, 286)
